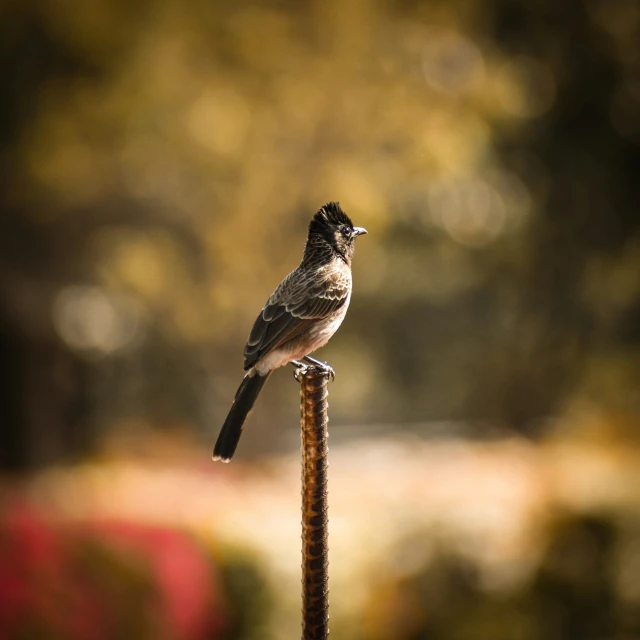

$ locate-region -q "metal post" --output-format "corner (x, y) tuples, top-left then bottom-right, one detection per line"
(298, 367), (330, 640)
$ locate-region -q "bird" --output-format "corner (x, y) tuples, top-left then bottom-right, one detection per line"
(213, 202), (367, 462)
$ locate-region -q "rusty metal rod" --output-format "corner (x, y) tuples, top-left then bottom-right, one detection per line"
(298, 366), (331, 640)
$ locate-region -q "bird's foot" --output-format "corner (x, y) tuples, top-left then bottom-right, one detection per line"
(292, 362), (310, 382)
(291, 358), (335, 382)
(304, 356), (335, 381)
(303, 355), (335, 380)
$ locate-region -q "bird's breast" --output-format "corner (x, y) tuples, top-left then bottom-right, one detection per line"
(252, 292), (351, 376)
(305, 299), (350, 350)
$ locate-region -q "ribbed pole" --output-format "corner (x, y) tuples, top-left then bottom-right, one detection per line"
(298, 368), (330, 640)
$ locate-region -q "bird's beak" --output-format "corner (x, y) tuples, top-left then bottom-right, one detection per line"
(353, 227), (368, 236)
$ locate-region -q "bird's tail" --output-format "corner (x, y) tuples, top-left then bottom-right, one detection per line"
(213, 371), (272, 462)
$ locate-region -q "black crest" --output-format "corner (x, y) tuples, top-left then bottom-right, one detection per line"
(312, 202), (353, 229)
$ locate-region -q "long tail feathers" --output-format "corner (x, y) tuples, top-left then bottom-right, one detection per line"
(213, 371), (271, 462)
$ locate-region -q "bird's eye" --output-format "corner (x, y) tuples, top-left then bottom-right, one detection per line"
(340, 226), (351, 237)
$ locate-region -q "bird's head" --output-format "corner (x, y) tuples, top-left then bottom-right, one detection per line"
(306, 202), (367, 264)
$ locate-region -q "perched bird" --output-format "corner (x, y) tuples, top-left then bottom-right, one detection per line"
(213, 202), (367, 462)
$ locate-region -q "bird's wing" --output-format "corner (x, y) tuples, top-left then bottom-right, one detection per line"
(243, 268), (350, 371)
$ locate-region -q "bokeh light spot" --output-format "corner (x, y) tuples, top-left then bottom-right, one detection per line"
(429, 178), (507, 247)
(422, 31), (485, 96)
(495, 56), (556, 119)
(53, 286), (141, 355)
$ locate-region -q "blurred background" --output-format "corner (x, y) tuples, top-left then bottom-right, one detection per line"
(1, 0), (640, 638)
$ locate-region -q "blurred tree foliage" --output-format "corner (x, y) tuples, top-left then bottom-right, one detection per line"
(356, 513), (640, 640)
(0, 0), (639, 468)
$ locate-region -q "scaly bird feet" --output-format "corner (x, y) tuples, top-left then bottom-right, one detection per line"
(291, 358), (335, 382)
(303, 355), (335, 381)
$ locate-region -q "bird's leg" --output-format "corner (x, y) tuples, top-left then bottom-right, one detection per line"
(303, 355), (335, 381)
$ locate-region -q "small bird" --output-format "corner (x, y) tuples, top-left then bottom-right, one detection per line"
(213, 202), (367, 462)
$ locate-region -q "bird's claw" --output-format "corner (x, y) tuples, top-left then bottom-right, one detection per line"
(293, 364), (308, 382)
(292, 361), (335, 382)
(304, 356), (335, 381)
(320, 363), (336, 382)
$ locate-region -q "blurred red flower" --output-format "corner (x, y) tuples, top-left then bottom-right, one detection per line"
(0, 500), (224, 640)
